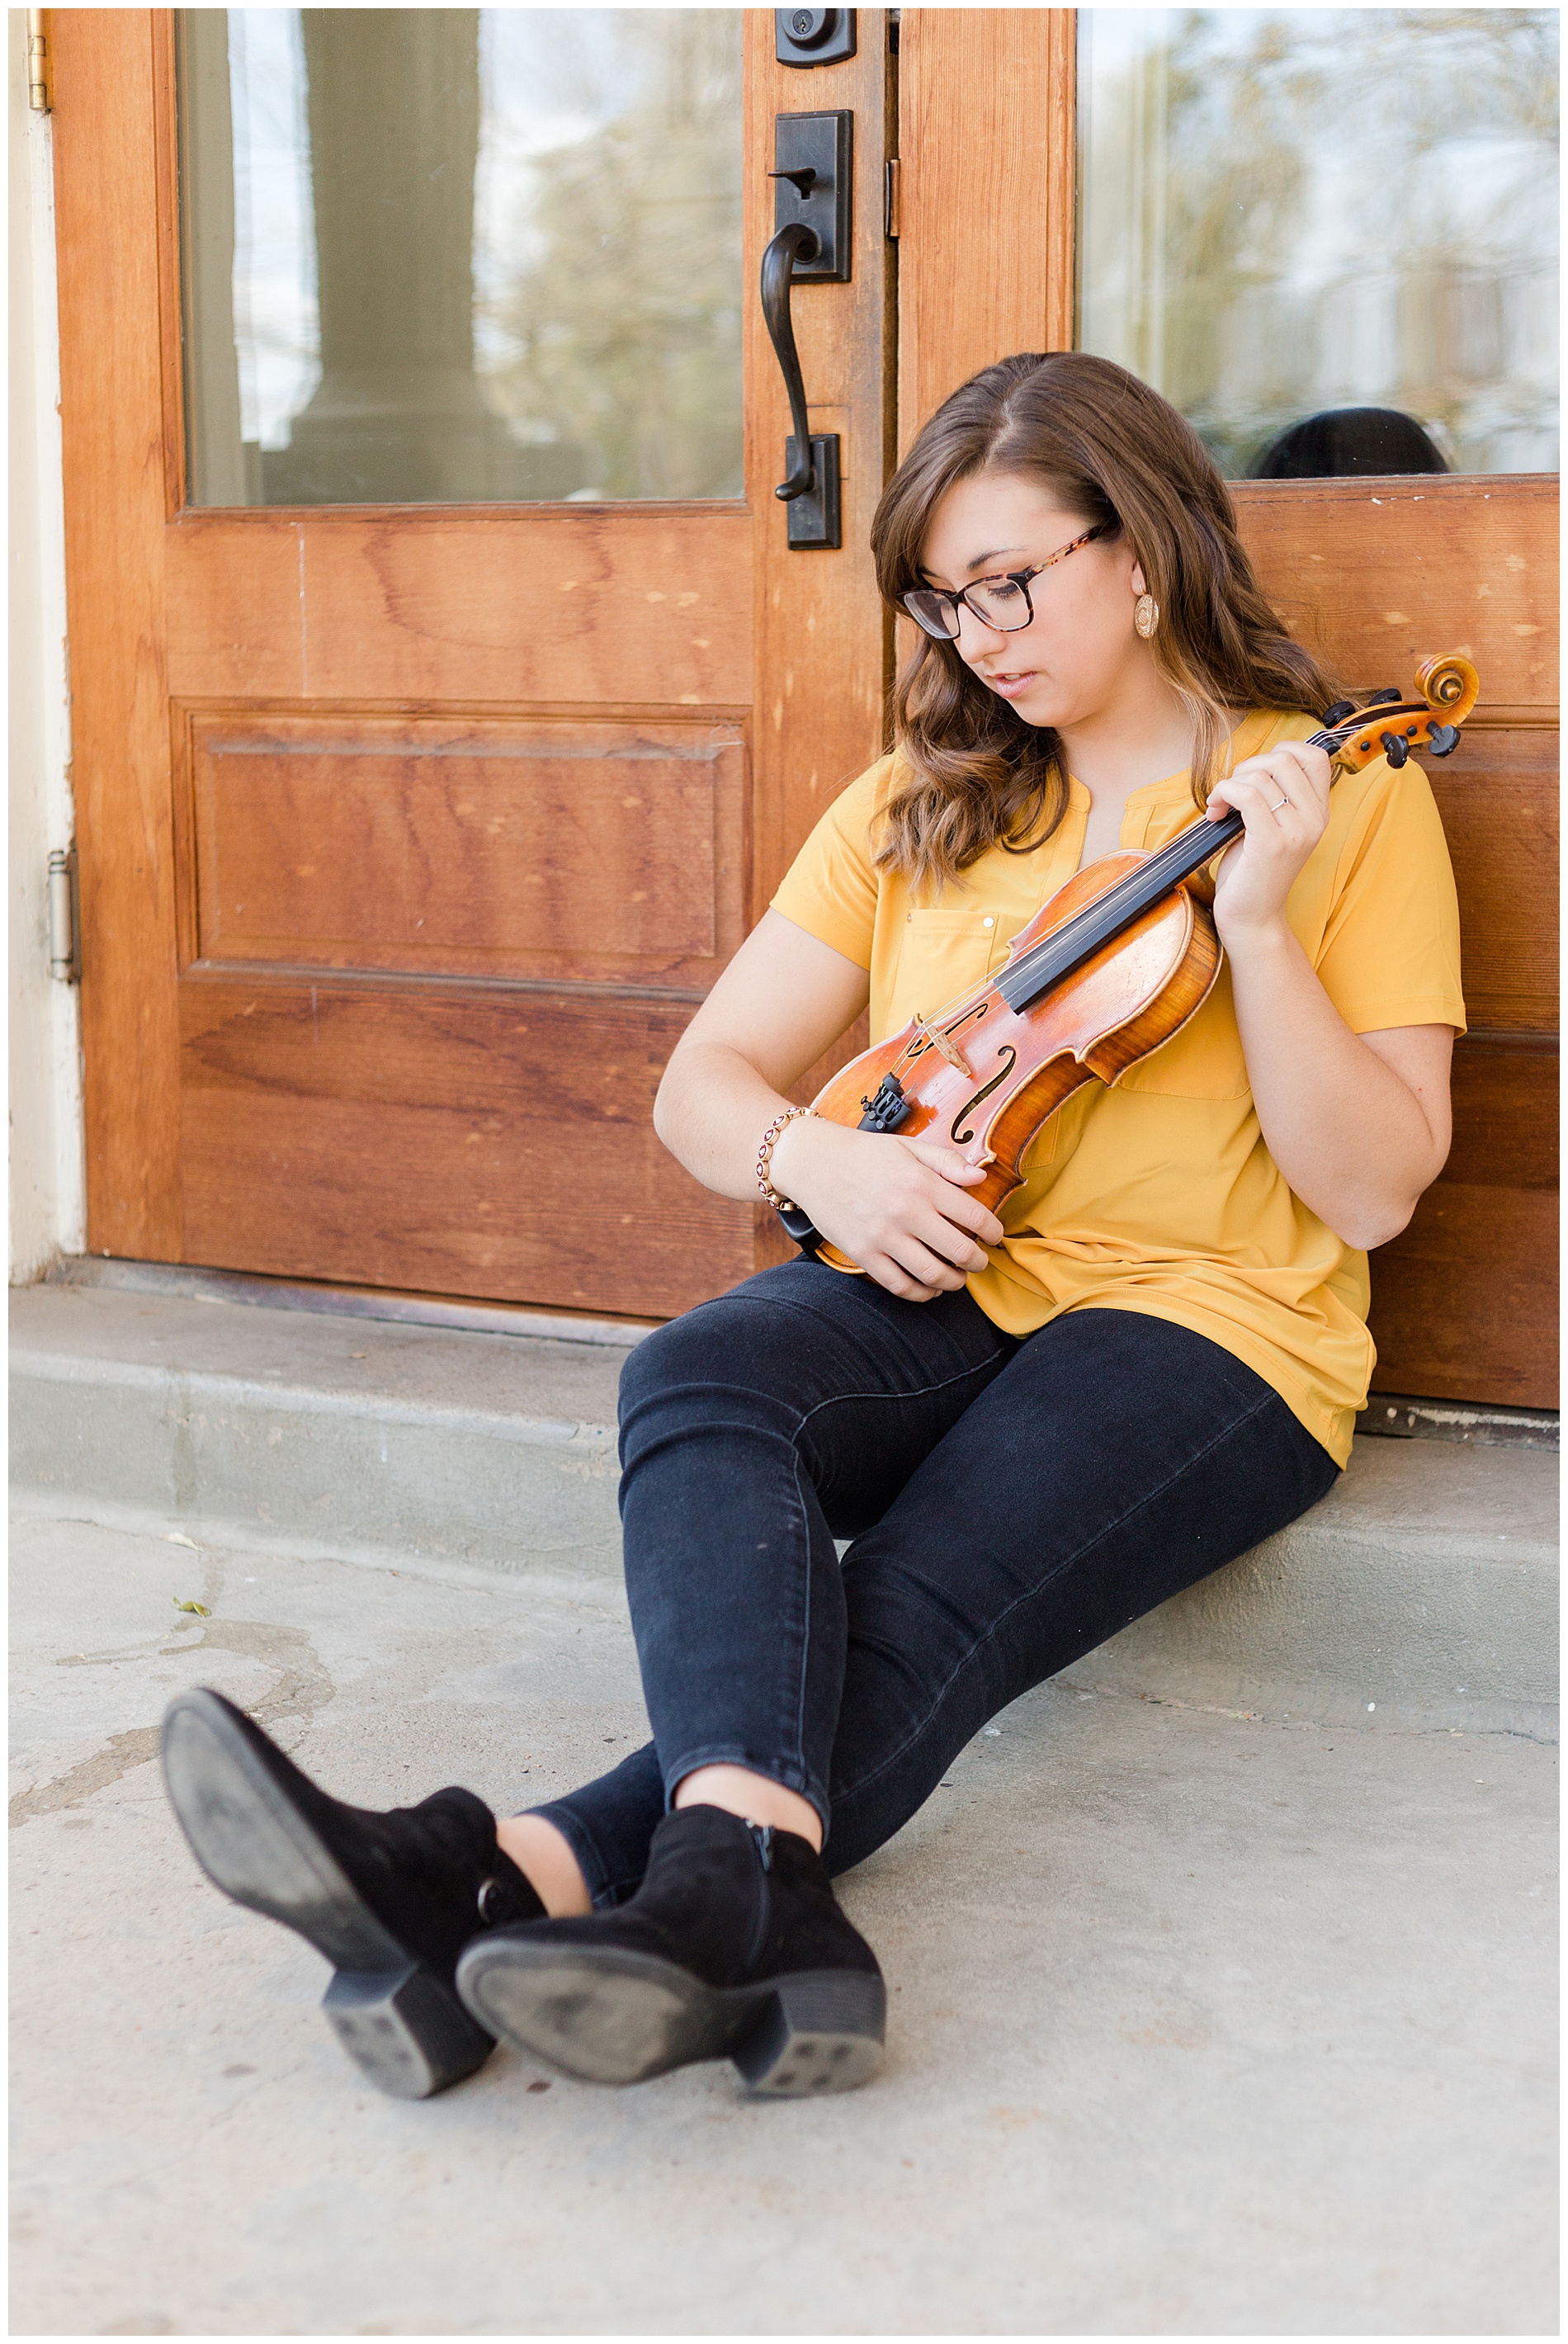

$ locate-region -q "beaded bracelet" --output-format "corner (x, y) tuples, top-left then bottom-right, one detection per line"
(756, 1105), (814, 1211)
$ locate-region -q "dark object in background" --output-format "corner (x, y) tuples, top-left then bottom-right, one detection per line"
(1250, 406), (1450, 479)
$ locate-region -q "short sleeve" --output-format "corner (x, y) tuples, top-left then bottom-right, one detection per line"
(1313, 759), (1466, 1036)
(768, 757), (893, 971)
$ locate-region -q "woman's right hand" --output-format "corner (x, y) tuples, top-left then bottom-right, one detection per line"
(768, 1114), (1006, 1301)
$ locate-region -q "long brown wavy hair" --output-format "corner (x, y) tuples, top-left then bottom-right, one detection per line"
(869, 352), (1340, 894)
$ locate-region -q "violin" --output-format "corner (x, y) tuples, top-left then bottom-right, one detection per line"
(777, 653), (1481, 1271)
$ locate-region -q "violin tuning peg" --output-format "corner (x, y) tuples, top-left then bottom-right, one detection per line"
(1320, 701), (1358, 728)
(1379, 730), (1410, 768)
(1366, 687), (1405, 707)
(1426, 724), (1461, 758)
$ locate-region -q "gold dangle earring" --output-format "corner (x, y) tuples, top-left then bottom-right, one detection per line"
(1133, 592), (1159, 639)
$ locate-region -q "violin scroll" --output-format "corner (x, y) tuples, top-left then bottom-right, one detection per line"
(1325, 651), (1480, 775)
(1415, 652), (1481, 721)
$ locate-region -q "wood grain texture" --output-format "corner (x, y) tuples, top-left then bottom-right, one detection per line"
(742, 13), (895, 1268)
(1369, 1188), (1558, 1407)
(744, 12), (895, 917)
(1371, 1034), (1558, 1406)
(1234, 475), (1559, 711)
(896, 9), (1074, 453)
(1438, 1035), (1559, 1193)
(164, 507), (753, 707)
(52, 10), (184, 1256)
(151, 10), (186, 522)
(178, 975), (754, 1317)
(1424, 728), (1559, 1033)
(181, 712), (744, 986)
(1368, 1039), (1558, 1404)
(1233, 473), (1559, 1403)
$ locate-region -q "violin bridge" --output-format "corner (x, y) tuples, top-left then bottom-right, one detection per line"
(915, 1018), (975, 1079)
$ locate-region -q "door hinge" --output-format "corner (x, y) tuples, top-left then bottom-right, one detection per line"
(27, 11), (51, 112)
(48, 846), (79, 982)
(885, 155), (901, 240)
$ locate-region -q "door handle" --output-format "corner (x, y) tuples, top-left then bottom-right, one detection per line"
(761, 221), (824, 503)
(760, 111), (850, 548)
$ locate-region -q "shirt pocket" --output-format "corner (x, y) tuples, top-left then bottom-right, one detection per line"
(888, 909), (1004, 1028)
(1113, 962), (1252, 1099)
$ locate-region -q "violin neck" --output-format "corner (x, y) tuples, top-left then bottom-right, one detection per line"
(996, 726), (1341, 1016)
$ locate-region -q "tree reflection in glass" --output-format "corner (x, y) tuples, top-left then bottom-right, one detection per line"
(1078, 9), (1559, 477)
(475, 10), (743, 500)
(179, 8), (743, 507)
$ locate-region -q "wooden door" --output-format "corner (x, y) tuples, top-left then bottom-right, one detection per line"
(52, 9), (893, 1322)
(899, 9), (1557, 1409)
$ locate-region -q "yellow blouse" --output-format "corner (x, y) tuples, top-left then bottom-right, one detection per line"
(771, 710), (1466, 1466)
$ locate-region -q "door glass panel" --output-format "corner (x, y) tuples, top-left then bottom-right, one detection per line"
(177, 8), (744, 505)
(1077, 9), (1559, 477)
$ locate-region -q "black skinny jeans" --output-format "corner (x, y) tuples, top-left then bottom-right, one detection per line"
(533, 1262), (1339, 1903)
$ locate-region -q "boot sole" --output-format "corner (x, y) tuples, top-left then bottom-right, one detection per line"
(456, 1935), (885, 2096)
(160, 1688), (493, 2100)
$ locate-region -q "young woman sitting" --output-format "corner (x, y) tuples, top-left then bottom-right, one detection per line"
(161, 351), (1464, 2102)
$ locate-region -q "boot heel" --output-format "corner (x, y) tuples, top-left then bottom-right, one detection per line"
(323, 1964), (494, 2100)
(731, 1970), (886, 2096)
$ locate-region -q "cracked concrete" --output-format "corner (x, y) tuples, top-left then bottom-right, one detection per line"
(9, 1506), (1558, 2336)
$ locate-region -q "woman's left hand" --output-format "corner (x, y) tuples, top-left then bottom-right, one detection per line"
(1204, 739), (1333, 942)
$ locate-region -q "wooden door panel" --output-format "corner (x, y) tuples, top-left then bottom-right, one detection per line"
(1232, 475), (1557, 714)
(1368, 1023), (1558, 1404)
(1359, 1209), (1547, 1406)
(164, 508), (753, 707)
(179, 712), (744, 986)
(1437, 1038), (1559, 1193)
(1374, 1034), (1559, 1409)
(1369, 1187), (1558, 1407)
(1423, 728), (1558, 1033)
(58, 12), (895, 1314)
(178, 976), (753, 1317)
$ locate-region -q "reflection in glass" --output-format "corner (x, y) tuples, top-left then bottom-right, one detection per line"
(1077, 10), (1559, 476)
(179, 9), (744, 505)
(1251, 406), (1449, 479)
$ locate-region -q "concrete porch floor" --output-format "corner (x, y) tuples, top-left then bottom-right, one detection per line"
(9, 1505), (1557, 2337)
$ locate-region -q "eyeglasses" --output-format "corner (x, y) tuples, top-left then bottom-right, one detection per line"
(902, 523), (1112, 641)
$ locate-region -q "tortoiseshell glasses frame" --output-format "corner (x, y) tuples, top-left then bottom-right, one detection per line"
(902, 522), (1112, 640)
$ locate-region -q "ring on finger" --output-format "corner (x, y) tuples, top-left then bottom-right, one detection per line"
(1269, 792), (1289, 812)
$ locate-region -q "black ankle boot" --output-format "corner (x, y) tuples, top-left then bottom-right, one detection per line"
(161, 1686), (543, 2099)
(456, 1803), (886, 2096)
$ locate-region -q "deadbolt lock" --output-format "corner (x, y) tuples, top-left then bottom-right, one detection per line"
(775, 9), (857, 68)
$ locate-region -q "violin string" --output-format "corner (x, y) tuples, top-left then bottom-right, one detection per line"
(989, 713), (1383, 1014)
(887, 704), (1422, 1092)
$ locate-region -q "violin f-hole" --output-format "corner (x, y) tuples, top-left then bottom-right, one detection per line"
(951, 1045), (1018, 1146)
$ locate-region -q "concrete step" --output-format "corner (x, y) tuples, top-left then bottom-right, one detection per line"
(9, 1282), (627, 1581)
(11, 1280), (1557, 1739)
